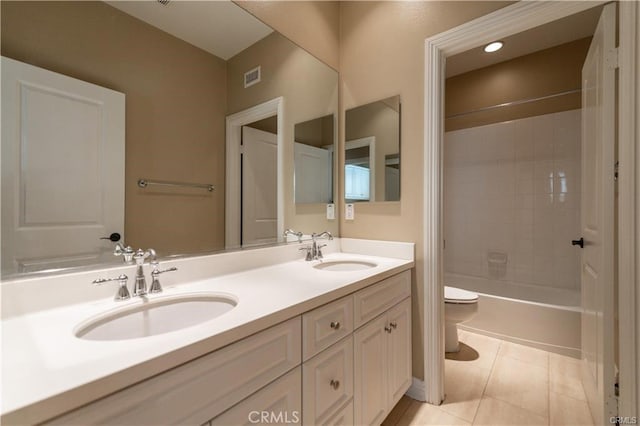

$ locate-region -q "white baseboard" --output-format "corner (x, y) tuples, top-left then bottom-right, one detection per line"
(405, 377), (427, 402)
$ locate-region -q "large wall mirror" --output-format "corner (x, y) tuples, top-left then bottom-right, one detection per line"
(0, 1), (338, 279)
(345, 95), (401, 203)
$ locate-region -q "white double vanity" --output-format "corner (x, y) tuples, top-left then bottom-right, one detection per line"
(1, 238), (414, 425)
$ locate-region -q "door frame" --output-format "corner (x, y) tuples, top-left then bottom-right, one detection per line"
(225, 97), (284, 249)
(617, 0), (640, 416)
(421, 1), (638, 414)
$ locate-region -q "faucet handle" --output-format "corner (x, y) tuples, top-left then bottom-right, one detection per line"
(114, 243), (134, 263)
(317, 244), (327, 259)
(299, 245), (313, 261)
(284, 229), (303, 243)
(149, 261), (177, 294)
(92, 274), (131, 301)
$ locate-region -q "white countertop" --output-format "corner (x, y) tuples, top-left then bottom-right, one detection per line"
(2, 246), (413, 424)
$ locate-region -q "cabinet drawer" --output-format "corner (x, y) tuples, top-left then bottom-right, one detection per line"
(322, 400), (353, 426)
(302, 336), (354, 425)
(211, 367), (301, 426)
(46, 317), (301, 426)
(302, 295), (353, 360)
(354, 270), (410, 328)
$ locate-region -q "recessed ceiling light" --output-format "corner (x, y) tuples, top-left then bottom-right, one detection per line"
(484, 41), (504, 53)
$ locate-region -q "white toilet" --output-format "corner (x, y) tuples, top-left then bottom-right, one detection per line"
(444, 286), (479, 353)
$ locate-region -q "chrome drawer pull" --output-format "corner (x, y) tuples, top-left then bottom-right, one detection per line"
(330, 379), (340, 390)
(330, 321), (341, 330)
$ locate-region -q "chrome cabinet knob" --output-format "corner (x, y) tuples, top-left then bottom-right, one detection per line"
(384, 325), (393, 333)
(390, 322), (398, 329)
(330, 379), (340, 390)
(330, 321), (341, 330)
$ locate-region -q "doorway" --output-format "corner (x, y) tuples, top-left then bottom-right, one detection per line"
(241, 120), (278, 247)
(422, 0), (638, 422)
(225, 97), (284, 249)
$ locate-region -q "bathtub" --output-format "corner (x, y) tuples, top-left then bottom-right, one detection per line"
(445, 273), (581, 358)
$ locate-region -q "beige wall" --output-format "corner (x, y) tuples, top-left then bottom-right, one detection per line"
(339, 1), (511, 381)
(445, 37), (591, 131)
(1, 1), (227, 255)
(295, 115), (334, 148)
(227, 32), (339, 235)
(234, 1), (340, 71)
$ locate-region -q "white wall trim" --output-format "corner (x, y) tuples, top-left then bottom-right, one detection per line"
(423, 0), (608, 406)
(405, 377), (426, 403)
(618, 0), (640, 417)
(225, 97), (284, 249)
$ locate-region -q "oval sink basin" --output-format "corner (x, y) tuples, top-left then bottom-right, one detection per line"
(314, 260), (377, 272)
(76, 293), (237, 341)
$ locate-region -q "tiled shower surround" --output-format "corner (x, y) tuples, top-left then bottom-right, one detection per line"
(444, 109), (581, 292)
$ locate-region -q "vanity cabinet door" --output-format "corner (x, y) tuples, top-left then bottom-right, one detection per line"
(354, 314), (388, 426)
(45, 318), (301, 426)
(211, 367), (301, 426)
(386, 298), (412, 409)
(302, 336), (353, 425)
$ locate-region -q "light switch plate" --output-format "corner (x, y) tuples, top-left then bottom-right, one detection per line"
(326, 203), (335, 220)
(345, 203), (355, 220)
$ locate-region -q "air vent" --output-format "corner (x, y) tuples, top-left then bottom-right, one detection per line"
(157, 0), (170, 5)
(244, 66), (261, 88)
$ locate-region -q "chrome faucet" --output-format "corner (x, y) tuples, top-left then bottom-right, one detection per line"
(132, 248), (156, 296)
(113, 243), (135, 263)
(308, 231), (333, 261)
(283, 228), (303, 243)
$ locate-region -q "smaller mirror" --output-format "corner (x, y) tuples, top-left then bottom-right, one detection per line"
(294, 114), (335, 204)
(345, 95), (400, 202)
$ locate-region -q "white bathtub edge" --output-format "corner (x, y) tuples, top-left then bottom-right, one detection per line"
(459, 324), (581, 359)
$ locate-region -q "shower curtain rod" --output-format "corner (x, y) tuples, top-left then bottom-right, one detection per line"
(446, 88), (582, 119)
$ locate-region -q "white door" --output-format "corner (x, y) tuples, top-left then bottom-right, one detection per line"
(579, 3), (617, 423)
(1, 57), (125, 275)
(293, 142), (331, 204)
(241, 126), (277, 246)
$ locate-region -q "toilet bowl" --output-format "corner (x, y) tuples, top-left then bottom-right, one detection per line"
(444, 286), (479, 353)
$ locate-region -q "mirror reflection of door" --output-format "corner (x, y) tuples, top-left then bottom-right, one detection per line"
(345, 95), (401, 202)
(241, 118), (277, 247)
(384, 154), (400, 201)
(345, 137), (375, 202)
(1, 57), (125, 275)
(293, 114), (334, 204)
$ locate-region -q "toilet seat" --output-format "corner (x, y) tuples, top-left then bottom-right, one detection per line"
(445, 286), (478, 304)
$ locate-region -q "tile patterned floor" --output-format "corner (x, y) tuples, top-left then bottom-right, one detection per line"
(382, 330), (594, 426)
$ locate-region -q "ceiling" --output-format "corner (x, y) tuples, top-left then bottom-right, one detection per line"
(446, 5), (604, 78)
(105, 0), (273, 60)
